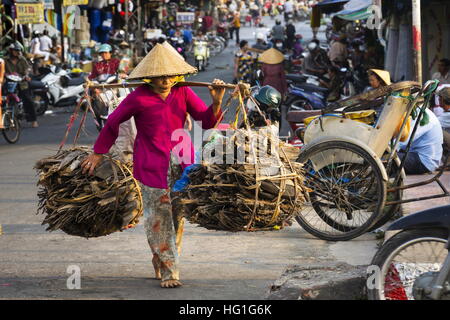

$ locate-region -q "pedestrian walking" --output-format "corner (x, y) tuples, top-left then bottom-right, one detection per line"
(81, 44), (225, 288)
(234, 40), (254, 83)
(232, 12), (241, 45)
(258, 48), (288, 98)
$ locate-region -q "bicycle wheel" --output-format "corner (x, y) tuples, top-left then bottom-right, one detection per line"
(2, 111), (21, 144)
(368, 155), (404, 231)
(368, 228), (448, 300)
(295, 140), (386, 241)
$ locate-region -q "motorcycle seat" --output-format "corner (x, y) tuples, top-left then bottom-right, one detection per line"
(291, 83), (329, 95)
(286, 74), (307, 83)
(61, 75), (85, 87)
(29, 80), (46, 90)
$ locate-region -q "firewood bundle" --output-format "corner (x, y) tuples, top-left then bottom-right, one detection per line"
(34, 146), (143, 238)
(177, 127), (307, 232)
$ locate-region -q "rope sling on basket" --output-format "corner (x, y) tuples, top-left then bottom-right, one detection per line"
(173, 83), (308, 232)
(34, 85), (143, 238)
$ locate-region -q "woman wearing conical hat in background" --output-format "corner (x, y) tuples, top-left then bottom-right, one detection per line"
(258, 48), (288, 98)
(367, 68), (391, 90)
(81, 43), (225, 288)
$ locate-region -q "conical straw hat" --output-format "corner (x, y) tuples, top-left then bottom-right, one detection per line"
(162, 41), (185, 61)
(258, 48), (285, 64)
(128, 43), (197, 80)
(369, 69), (391, 86)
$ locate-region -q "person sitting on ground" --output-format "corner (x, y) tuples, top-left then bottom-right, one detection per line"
(398, 107), (443, 175)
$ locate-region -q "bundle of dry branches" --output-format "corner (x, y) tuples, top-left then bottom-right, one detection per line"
(34, 146), (143, 238)
(177, 127), (307, 232)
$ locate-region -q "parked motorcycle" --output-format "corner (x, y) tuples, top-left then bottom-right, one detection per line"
(35, 66), (86, 112)
(1, 74), (24, 143)
(368, 204), (450, 300)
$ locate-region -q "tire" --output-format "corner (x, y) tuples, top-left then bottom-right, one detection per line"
(295, 140), (386, 241)
(367, 228), (448, 300)
(2, 111), (21, 144)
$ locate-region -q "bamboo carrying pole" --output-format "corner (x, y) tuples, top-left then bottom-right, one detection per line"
(85, 81), (240, 90)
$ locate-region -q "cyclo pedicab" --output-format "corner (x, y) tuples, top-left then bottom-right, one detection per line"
(294, 79), (449, 241)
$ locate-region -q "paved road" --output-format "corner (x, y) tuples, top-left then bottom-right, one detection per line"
(0, 20), (380, 300)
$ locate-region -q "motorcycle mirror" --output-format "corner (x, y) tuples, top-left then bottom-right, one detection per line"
(340, 67), (348, 73)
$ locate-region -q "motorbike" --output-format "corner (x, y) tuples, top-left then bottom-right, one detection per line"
(216, 22), (229, 47)
(86, 74), (119, 131)
(368, 204), (450, 300)
(193, 39), (209, 72)
(1, 74), (24, 144)
(34, 65), (86, 112)
(169, 36), (186, 59)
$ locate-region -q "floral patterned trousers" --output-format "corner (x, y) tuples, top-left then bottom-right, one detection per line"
(139, 156), (184, 281)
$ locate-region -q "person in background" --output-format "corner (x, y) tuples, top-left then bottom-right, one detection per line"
(398, 107), (443, 174)
(436, 87), (450, 161)
(0, 57), (4, 128)
(432, 58), (450, 85)
(258, 48), (288, 98)
(252, 32), (269, 51)
(319, 65), (342, 102)
(285, 19), (296, 50)
(302, 40), (329, 78)
(328, 34), (348, 67)
(232, 11), (241, 45)
(271, 19), (285, 46)
(4, 43), (38, 128)
(234, 40), (254, 83)
(88, 44), (121, 81)
(292, 34), (304, 59)
(367, 68), (391, 89)
(30, 31), (50, 61)
(39, 29), (53, 55)
(310, 3), (321, 39)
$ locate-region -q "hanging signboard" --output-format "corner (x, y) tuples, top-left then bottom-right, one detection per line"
(176, 12), (195, 24)
(63, 0), (89, 6)
(15, 2), (44, 24)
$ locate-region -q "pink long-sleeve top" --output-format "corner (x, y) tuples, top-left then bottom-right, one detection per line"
(93, 85), (222, 189)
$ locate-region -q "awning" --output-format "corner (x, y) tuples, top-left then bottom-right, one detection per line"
(316, 0), (349, 6)
(316, 0), (349, 14)
(335, 0), (372, 20)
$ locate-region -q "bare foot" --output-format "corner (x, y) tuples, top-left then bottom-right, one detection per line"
(154, 270), (162, 280)
(160, 280), (183, 288)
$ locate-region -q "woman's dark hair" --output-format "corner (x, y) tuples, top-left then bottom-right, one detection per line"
(239, 40), (248, 49)
(440, 58), (450, 67)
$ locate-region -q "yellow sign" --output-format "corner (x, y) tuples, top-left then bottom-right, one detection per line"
(16, 3), (44, 24)
(63, 0), (89, 6)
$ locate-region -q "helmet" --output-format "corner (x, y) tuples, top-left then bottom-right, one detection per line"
(307, 41), (317, 51)
(253, 85), (282, 109)
(9, 42), (23, 52)
(33, 30), (41, 37)
(295, 34), (303, 39)
(256, 32), (265, 40)
(275, 19), (281, 25)
(98, 43), (112, 53)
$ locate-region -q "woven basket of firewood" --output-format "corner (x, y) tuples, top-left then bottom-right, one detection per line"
(175, 126), (307, 232)
(34, 146), (143, 238)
